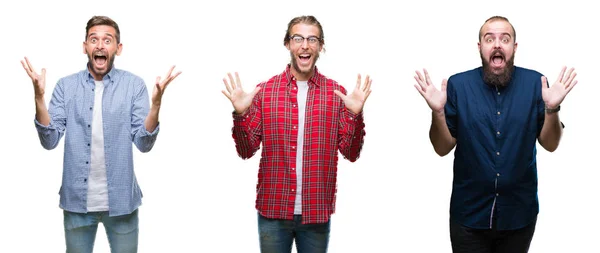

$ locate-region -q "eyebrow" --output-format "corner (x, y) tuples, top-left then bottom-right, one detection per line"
(291, 34), (320, 38)
(88, 33), (115, 39)
(483, 32), (512, 38)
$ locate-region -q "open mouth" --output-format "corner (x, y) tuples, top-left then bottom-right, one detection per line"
(298, 54), (311, 65)
(93, 52), (107, 66)
(490, 52), (505, 67)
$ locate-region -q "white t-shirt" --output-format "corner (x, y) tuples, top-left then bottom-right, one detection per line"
(87, 80), (109, 212)
(294, 80), (309, 215)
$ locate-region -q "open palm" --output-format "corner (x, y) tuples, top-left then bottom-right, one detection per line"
(414, 68), (447, 113)
(222, 72), (260, 114)
(542, 66), (577, 109)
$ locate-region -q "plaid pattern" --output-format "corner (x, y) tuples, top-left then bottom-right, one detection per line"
(232, 65), (366, 224)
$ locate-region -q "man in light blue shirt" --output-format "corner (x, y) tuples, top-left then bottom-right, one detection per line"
(21, 16), (181, 253)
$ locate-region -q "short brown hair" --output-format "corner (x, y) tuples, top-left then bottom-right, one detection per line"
(85, 16), (121, 44)
(283, 15), (324, 46)
(479, 16), (516, 42)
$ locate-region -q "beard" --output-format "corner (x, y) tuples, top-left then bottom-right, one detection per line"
(87, 50), (116, 78)
(290, 51), (319, 75)
(481, 50), (515, 87)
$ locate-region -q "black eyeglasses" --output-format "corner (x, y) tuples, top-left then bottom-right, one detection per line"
(289, 35), (321, 45)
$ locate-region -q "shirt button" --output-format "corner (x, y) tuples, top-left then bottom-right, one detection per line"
(496, 152), (500, 156)
(86, 161), (89, 164)
(88, 124), (91, 128)
(292, 167), (295, 171)
(293, 125), (297, 129)
(291, 189), (295, 192)
(87, 143), (90, 146)
(349, 117), (353, 120)
(291, 146), (295, 149)
(497, 131), (500, 135)
(90, 107), (93, 110)
(497, 111), (501, 115)
(497, 92), (500, 95)
(92, 89), (95, 91)
(293, 104), (297, 107)
(84, 178), (87, 182)
(496, 193), (499, 196)
(497, 173), (500, 177)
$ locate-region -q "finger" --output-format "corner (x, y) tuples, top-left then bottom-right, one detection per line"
(25, 56), (36, 73)
(221, 90), (232, 100)
(441, 79), (448, 93)
(228, 72), (237, 90)
(541, 76), (548, 90)
(556, 66), (566, 84)
(355, 74), (362, 90)
(41, 68), (46, 81)
(424, 68), (433, 86)
(414, 84), (425, 94)
(21, 60), (33, 76)
(365, 76), (372, 93)
(155, 76), (162, 90)
(564, 69), (576, 88)
(362, 75), (371, 92)
(333, 90), (346, 100)
(365, 89), (372, 100)
(165, 65), (175, 79)
(414, 75), (427, 90)
(566, 80), (578, 93)
(170, 70), (182, 81)
(235, 72), (243, 91)
(415, 70), (425, 83)
(223, 78), (233, 94)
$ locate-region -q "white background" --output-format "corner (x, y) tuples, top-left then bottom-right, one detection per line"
(1, 0), (597, 252)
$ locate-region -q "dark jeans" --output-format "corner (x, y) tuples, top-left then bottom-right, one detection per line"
(450, 216), (537, 253)
(258, 213), (331, 253)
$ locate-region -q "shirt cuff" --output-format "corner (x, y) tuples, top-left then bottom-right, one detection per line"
(34, 118), (53, 132)
(233, 111), (250, 127)
(140, 122), (160, 136)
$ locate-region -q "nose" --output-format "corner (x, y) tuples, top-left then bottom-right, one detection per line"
(96, 41), (105, 50)
(493, 39), (501, 48)
(301, 39), (309, 49)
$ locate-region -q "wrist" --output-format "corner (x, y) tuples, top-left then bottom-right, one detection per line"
(545, 105), (560, 114)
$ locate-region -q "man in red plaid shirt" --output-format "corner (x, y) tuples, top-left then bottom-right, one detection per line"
(222, 15), (372, 253)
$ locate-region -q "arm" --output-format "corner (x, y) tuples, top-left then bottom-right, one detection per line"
(538, 67), (576, 152)
(334, 74), (372, 162)
(232, 90), (263, 159)
(429, 110), (456, 157)
(337, 102), (365, 162)
(132, 82), (158, 153)
(414, 69), (456, 156)
(22, 57), (66, 150)
(134, 66), (181, 152)
(538, 110), (562, 152)
(222, 72), (262, 159)
(144, 66), (181, 132)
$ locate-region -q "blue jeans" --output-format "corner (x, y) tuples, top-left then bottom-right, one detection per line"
(63, 209), (139, 253)
(258, 213), (331, 253)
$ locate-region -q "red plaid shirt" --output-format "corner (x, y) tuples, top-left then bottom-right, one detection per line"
(232, 65), (366, 224)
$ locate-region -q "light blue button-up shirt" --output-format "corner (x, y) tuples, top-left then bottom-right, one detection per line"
(35, 66), (159, 216)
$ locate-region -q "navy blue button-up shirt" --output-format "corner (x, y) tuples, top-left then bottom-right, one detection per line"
(34, 66), (159, 216)
(445, 66), (554, 230)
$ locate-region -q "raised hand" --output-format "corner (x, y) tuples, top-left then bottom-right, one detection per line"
(414, 68), (447, 113)
(542, 66), (577, 109)
(152, 65), (181, 107)
(334, 74), (372, 114)
(21, 57), (46, 98)
(222, 72), (261, 114)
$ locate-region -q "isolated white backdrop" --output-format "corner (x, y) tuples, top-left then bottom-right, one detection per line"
(0, 0), (597, 252)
